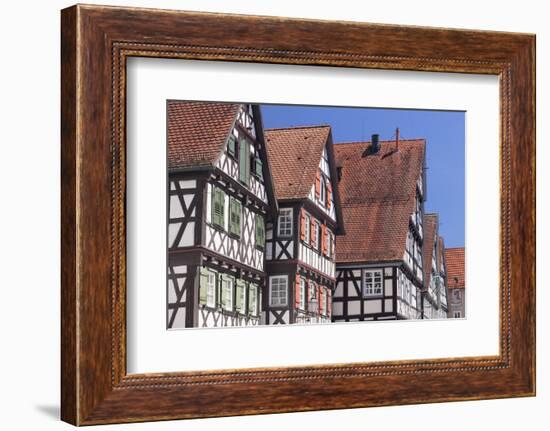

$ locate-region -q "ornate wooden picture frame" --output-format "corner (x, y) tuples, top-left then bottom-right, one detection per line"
(61, 4), (535, 425)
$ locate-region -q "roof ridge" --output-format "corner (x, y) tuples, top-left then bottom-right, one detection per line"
(335, 138), (426, 146)
(446, 246), (465, 250)
(265, 124), (331, 131)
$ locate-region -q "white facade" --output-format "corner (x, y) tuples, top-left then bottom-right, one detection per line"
(205, 182), (265, 271)
(168, 179), (197, 248)
(307, 147), (337, 222)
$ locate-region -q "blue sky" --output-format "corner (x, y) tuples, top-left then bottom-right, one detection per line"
(260, 104), (465, 248)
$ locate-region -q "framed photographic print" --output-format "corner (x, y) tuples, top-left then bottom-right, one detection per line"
(61, 4), (535, 425)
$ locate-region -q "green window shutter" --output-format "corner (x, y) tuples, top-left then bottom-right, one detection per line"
(236, 280), (245, 313)
(255, 215), (265, 248)
(248, 284), (257, 316)
(212, 187), (225, 229)
(220, 276), (228, 310)
(255, 158), (263, 179)
(239, 138), (250, 185)
(229, 198), (242, 237)
(227, 135), (236, 156)
(199, 267), (209, 304)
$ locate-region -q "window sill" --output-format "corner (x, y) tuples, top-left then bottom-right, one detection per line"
(228, 232), (241, 240)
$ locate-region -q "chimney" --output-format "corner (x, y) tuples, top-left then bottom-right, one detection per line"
(395, 128), (400, 151)
(371, 134), (380, 153)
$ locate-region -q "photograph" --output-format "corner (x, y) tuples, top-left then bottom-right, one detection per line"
(166, 101), (466, 329)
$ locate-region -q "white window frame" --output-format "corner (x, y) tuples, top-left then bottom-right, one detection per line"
(313, 222), (320, 250)
(319, 176), (326, 205)
(309, 281), (317, 302)
(363, 270), (383, 297)
(304, 214), (311, 243)
(206, 270), (217, 308)
(269, 275), (288, 307)
(277, 208), (293, 237)
(223, 277), (234, 311)
(299, 278), (306, 310)
(325, 230), (331, 257)
(319, 288), (325, 314)
(249, 284), (258, 316)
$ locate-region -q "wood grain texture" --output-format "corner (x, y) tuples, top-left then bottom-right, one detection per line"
(60, 4), (536, 425)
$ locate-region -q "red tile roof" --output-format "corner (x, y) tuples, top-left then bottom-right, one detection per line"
(422, 214), (438, 290)
(334, 139), (425, 263)
(445, 247), (465, 289)
(167, 101), (239, 169)
(264, 126), (331, 200)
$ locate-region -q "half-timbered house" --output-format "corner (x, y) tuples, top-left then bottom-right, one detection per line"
(445, 247), (465, 318)
(333, 134), (426, 321)
(166, 101), (277, 329)
(262, 126), (344, 325)
(421, 214), (449, 319)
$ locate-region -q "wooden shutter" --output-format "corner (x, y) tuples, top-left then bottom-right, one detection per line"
(227, 134), (236, 156)
(239, 138), (250, 185)
(236, 279), (244, 313)
(295, 274), (302, 309)
(331, 232), (335, 257)
(300, 209), (306, 241)
(321, 224), (327, 255)
(231, 199), (241, 237)
(327, 180), (333, 210)
(256, 214), (265, 248)
(327, 289), (332, 317)
(248, 283), (256, 316)
(255, 157), (263, 179)
(212, 187), (225, 228)
(315, 170), (321, 198)
(310, 219), (316, 247)
(199, 267), (209, 304)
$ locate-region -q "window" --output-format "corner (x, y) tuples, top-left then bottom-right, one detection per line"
(254, 156), (263, 179)
(363, 270), (383, 297)
(248, 283), (259, 315)
(298, 278), (306, 310)
(277, 208), (293, 237)
(453, 290), (462, 300)
(255, 214), (265, 248)
(211, 186), (225, 229)
(309, 281), (317, 302)
(227, 134), (236, 157)
(454, 311), (462, 318)
(238, 138), (250, 186)
(303, 214), (310, 243)
(312, 222), (320, 250)
(325, 230), (331, 257)
(221, 276), (234, 311)
(319, 176), (326, 205)
(199, 268), (217, 308)
(269, 276), (288, 306)
(229, 198), (242, 237)
(235, 280), (246, 314)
